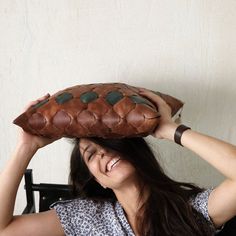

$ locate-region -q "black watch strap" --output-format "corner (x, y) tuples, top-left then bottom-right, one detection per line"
(174, 124), (191, 146)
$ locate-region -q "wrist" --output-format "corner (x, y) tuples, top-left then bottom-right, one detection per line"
(15, 142), (39, 156)
(8, 143), (37, 175)
(174, 124), (191, 146)
(162, 123), (179, 141)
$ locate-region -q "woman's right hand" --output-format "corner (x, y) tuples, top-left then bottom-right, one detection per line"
(16, 94), (60, 151)
(138, 88), (178, 140)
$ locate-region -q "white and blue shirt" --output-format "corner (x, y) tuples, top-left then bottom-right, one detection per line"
(50, 188), (219, 236)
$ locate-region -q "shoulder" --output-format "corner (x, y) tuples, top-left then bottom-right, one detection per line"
(49, 198), (117, 235)
(189, 187), (224, 233)
(50, 197), (114, 217)
(50, 197), (99, 210)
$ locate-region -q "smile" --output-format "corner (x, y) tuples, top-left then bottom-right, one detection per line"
(106, 157), (121, 172)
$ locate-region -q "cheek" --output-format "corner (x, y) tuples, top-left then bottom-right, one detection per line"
(88, 162), (100, 176)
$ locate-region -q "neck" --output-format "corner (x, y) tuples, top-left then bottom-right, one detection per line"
(113, 178), (149, 220)
(113, 179), (149, 236)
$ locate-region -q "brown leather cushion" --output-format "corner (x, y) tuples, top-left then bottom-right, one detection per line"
(13, 83), (184, 138)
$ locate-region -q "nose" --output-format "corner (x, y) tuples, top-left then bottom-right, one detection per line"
(98, 149), (106, 158)
(97, 147), (112, 159)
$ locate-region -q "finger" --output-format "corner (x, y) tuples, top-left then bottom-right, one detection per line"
(139, 88), (162, 97)
(138, 87), (149, 92)
(37, 93), (51, 101)
(138, 89), (166, 105)
(32, 93), (50, 105)
(136, 86), (146, 91)
(23, 93), (50, 111)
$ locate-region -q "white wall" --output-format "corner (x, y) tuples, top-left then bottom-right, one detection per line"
(0, 0), (235, 215)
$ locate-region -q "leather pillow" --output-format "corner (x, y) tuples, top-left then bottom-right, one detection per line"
(13, 83), (184, 138)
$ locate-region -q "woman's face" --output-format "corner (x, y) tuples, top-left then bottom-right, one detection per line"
(79, 138), (137, 190)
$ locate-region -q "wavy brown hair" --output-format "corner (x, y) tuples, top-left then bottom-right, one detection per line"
(69, 137), (215, 236)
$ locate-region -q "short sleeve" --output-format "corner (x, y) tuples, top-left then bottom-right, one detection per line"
(49, 198), (96, 236)
(189, 188), (214, 223)
(189, 187), (226, 233)
(50, 199), (75, 235)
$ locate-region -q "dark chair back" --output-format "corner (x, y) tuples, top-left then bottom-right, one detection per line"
(22, 169), (73, 214)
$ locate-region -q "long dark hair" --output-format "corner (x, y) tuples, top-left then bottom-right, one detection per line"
(69, 137), (214, 235)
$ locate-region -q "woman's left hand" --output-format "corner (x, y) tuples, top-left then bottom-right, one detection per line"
(138, 88), (178, 140)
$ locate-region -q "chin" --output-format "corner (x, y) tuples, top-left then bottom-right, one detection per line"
(108, 163), (138, 189)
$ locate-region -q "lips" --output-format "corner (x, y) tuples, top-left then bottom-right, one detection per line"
(106, 157), (121, 172)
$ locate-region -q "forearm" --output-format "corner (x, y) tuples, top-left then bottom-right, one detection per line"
(164, 123), (236, 181)
(0, 144), (37, 230)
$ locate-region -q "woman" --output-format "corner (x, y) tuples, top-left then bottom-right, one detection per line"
(0, 89), (236, 235)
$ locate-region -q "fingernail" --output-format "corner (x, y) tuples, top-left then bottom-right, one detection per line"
(139, 90), (146, 94)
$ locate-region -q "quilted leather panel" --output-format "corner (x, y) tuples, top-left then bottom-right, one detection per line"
(13, 83), (184, 138)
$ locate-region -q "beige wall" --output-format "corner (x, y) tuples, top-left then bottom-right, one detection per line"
(0, 0), (235, 215)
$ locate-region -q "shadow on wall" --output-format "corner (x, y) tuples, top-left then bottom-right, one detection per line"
(132, 77), (235, 187)
(135, 78), (235, 137)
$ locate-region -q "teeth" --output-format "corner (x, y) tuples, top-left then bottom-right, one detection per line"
(107, 157), (120, 172)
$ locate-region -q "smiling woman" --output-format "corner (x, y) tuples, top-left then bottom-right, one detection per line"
(76, 138), (138, 192)
(1, 90), (236, 236)
(55, 137), (216, 236)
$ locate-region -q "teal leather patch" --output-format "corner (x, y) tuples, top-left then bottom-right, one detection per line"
(32, 98), (49, 109)
(80, 91), (98, 103)
(130, 95), (151, 105)
(105, 91), (123, 105)
(55, 92), (73, 104)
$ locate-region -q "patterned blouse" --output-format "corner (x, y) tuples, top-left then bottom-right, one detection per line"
(50, 188), (222, 236)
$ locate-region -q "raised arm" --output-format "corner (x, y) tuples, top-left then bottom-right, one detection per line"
(0, 94), (64, 236)
(139, 88), (236, 228)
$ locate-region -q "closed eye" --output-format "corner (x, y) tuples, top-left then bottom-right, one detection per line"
(88, 150), (96, 161)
